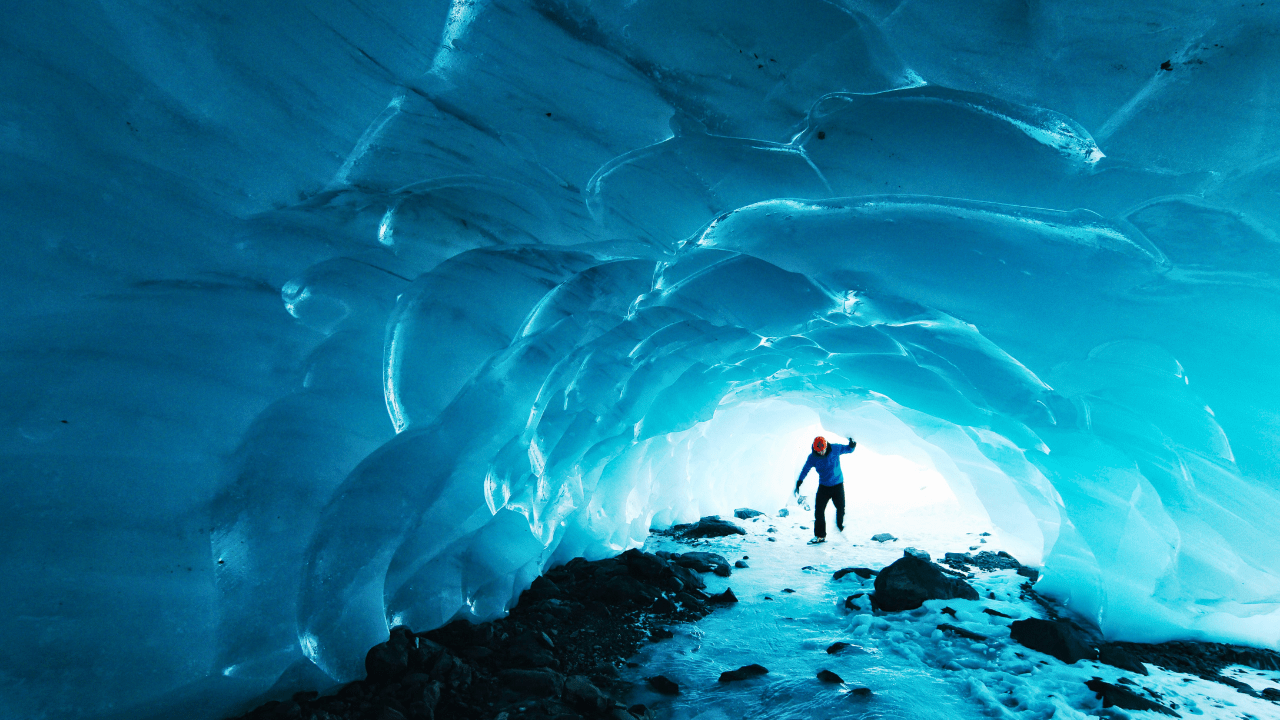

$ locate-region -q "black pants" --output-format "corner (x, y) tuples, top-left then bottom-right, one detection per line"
(814, 483), (845, 538)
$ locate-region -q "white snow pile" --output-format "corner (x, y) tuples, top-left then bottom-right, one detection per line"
(2, 2), (1280, 719)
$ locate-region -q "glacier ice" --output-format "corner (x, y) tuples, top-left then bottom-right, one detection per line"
(3, 1), (1280, 718)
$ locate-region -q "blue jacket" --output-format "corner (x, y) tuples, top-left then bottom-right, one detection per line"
(797, 440), (856, 487)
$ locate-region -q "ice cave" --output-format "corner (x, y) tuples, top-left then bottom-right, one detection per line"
(3, 1), (1280, 719)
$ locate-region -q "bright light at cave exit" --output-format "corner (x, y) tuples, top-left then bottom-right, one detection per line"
(670, 398), (994, 549)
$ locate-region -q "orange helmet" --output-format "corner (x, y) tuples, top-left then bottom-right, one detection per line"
(812, 436), (828, 454)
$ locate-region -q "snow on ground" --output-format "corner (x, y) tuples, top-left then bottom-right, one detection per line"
(622, 501), (1280, 720)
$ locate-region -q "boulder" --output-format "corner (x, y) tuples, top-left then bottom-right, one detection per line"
(903, 547), (930, 561)
(675, 552), (731, 576)
(734, 560), (749, 569)
(871, 533), (897, 543)
(1010, 619), (1098, 664)
(849, 687), (873, 698)
(621, 549), (669, 583)
(707, 587), (738, 604)
(564, 675), (609, 713)
(670, 516), (747, 539)
(871, 553), (979, 611)
(1084, 678), (1179, 716)
(734, 508), (764, 519)
(646, 675), (680, 695)
(670, 563), (706, 591)
(365, 636), (410, 682)
(833, 567), (876, 581)
(817, 669), (843, 683)
(597, 575), (659, 606)
(1098, 644), (1149, 675)
(937, 623), (987, 641)
(498, 668), (564, 697)
(827, 641), (851, 654)
(718, 664), (768, 682)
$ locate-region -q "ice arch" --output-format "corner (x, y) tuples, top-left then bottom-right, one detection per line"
(3, 1), (1280, 719)
(286, 209), (1277, 681)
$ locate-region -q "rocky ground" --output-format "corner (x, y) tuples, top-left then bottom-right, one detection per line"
(227, 527), (745, 720)
(231, 514), (1280, 720)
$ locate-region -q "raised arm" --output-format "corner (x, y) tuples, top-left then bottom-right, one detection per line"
(833, 437), (856, 456)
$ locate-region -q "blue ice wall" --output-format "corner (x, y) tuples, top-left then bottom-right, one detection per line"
(2, 1), (1279, 718)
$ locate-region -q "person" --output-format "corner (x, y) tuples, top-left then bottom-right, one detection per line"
(795, 436), (855, 544)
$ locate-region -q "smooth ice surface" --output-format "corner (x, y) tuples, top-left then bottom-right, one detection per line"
(3, 1), (1280, 718)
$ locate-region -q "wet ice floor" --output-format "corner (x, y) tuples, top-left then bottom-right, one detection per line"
(621, 503), (1280, 720)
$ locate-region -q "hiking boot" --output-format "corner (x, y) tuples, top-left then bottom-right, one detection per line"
(808, 537), (827, 545)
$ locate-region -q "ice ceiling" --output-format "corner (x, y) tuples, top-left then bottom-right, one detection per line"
(3, 1), (1280, 718)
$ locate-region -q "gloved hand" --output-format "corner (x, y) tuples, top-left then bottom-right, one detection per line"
(794, 480), (802, 494)
(849, 436), (854, 445)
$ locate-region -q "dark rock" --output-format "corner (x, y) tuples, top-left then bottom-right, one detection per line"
(1016, 567), (1040, 581)
(525, 575), (563, 602)
(708, 587), (738, 604)
(668, 516), (746, 539)
(782, 588), (795, 594)
(734, 560), (749, 569)
(1010, 619), (1098, 664)
(734, 508), (764, 519)
(827, 642), (851, 654)
(982, 608), (1013, 619)
(670, 563), (706, 591)
(871, 533), (897, 543)
(1262, 687), (1280, 701)
(719, 664), (768, 682)
(817, 669), (844, 683)
(598, 575), (660, 606)
(675, 591), (703, 609)
(507, 634), (558, 669)
(777, 508), (789, 517)
(675, 551), (732, 576)
(1085, 678), (1180, 716)
(833, 567), (876, 581)
(1098, 644), (1148, 675)
(365, 637), (410, 682)
(376, 707), (407, 720)
(461, 645), (492, 661)
(564, 675), (609, 713)
(621, 549), (669, 583)
(871, 553), (979, 611)
(848, 687), (873, 698)
(980, 532), (991, 536)
(903, 547), (930, 561)
(938, 623), (987, 641)
(499, 668), (564, 697)
(650, 628), (674, 640)
(941, 607), (957, 618)
(651, 596), (677, 614)
(767, 537), (776, 542)
(646, 675), (680, 695)
(844, 595), (860, 610)
(628, 704), (649, 718)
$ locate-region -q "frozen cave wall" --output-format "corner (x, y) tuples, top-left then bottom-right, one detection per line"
(2, 1), (1279, 718)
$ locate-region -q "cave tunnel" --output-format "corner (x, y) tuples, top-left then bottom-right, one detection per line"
(3, 1), (1280, 718)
